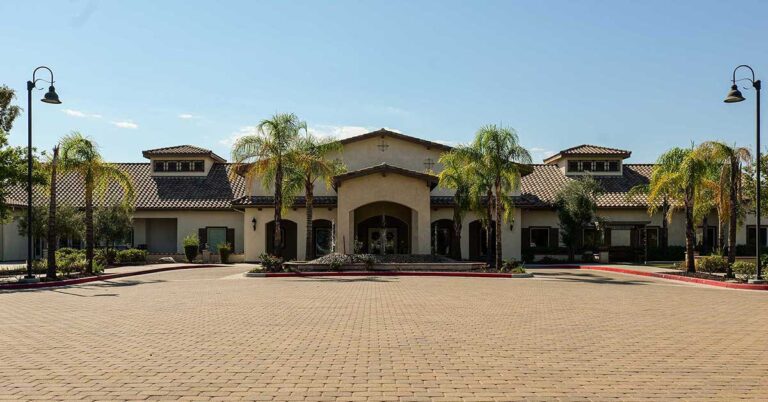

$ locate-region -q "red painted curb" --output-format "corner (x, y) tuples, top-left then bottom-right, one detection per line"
(0, 264), (222, 290)
(537, 264), (768, 291)
(264, 271), (518, 278)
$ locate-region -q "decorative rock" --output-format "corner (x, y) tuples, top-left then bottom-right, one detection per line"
(158, 257), (176, 263)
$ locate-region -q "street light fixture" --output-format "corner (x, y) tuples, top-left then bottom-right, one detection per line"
(724, 64), (762, 283)
(22, 66), (62, 283)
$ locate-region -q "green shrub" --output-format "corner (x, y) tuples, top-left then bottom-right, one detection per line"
(183, 234), (200, 247)
(732, 261), (756, 281)
(696, 255), (728, 274)
(115, 249), (147, 264)
(217, 242), (232, 264)
(499, 259), (521, 273)
(97, 248), (117, 265)
(258, 253), (283, 272)
(360, 254), (375, 269)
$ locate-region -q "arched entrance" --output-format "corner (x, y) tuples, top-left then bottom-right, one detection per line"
(469, 220), (496, 261)
(266, 220), (298, 261)
(312, 219), (333, 258)
(431, 219), (453, 257)
(354, 202), (412, 254)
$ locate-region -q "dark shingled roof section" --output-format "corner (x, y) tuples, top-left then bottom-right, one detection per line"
(543, 144), (631, 163)
(519, 164), (652, 208)
(339, 128), (453, 151)
(142, 145), (226, 163)
(232, 196), (338, 207)
(8, 163), (246, 210)
(332, 163), (439, 190)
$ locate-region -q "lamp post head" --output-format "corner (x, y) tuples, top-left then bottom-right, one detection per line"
(41, 85), (61, 104)
(724, 84), (745, 103)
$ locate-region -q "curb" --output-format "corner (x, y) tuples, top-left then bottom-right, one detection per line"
(0, 264), (223, 290)
(246, 271), (533, 279)
(541, 264), (768, 291)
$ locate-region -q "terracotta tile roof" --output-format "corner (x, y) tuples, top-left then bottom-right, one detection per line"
(232, 196), (338, 207)
(8, 163), (246, 210)
(142, 145), (226, 163)
(339, 128), (453, 151)
(332, 163), (439, 190)
(543, 144), (631, 163)
(519, 164), (653, 208)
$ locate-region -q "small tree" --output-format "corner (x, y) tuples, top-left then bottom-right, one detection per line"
(555, 176), (603, 262)
(94, 203), (134, 250)
(17, 204), (84, 254)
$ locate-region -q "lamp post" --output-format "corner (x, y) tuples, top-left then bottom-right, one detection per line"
(22, 66), (61, 283)
(724, 64), (762, 282)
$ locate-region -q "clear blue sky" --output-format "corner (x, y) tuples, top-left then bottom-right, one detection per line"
(2, 0), (766, 163)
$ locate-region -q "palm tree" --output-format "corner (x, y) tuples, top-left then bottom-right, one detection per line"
(627, 184), (671, 251)
(648, 147), (708, 272)
(437, 148), (474, 260)
(472, 125), (532, 269)
(289, 133), (345, 260)
(45, 145), (59, 279)
(698, 141), (750, 272)
(59, 133), (134, 274)
(231, 113), (306, 258)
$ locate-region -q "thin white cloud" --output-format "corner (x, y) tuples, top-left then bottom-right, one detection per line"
(111, 120), (138, 129)
(219, 125), (258, 147)
(62, 109), (102, 119)
(178, 113), (199, 119)
(308, 125), (373, 139)
(529, 146), (556, 160)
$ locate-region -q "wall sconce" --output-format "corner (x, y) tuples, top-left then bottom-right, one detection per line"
(251, 217), (257, 231)
(509, 223), (515, 231)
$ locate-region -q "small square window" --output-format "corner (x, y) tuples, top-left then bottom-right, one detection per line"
(609, 161), (620, 172)
(167, 161), (178, 171)
(568, 161), (579, 172)
(594, 161), (606, 172)
(180, 161), (191, 172)
(154, 161), (165, 172)
(194, 161), (205, 172)
(582, 161), (593, 171)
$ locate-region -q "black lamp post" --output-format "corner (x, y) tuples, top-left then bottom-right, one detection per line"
(724, 64), (762, 282)
(22, 66), (61, 283)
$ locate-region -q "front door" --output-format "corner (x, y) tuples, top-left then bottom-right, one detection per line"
(368, 228), (397, 254)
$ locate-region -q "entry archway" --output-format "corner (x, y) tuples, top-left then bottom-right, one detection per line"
(468, 220), (496, 261)
(353, 201), (412, 254)
(266, 220), (298, 261)
(431, 219), (454, 257)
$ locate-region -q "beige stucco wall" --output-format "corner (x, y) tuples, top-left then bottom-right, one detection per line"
(242, 206), (336, 261)
(133, 210), (244, 254)
(1, 211), (26, 261)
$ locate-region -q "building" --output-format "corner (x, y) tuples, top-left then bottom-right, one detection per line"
(0, 129), (764, 263)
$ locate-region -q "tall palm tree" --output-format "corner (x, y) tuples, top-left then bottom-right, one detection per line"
(289, 133), (345, 260)
(438, 148), (474, 261)
(648, 147), (707, 272)
(627, 184), (671, 251)
(59, 133), (134, 274)
(45, 145), (59, 279)
(231, 113), (306, 258)
(698, 141), (750, 272)
(473, 125), (532, 269)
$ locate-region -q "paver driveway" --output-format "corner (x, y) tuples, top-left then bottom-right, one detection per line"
(1, 266), (767, 401)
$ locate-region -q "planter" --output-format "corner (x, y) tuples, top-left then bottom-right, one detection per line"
(184, 245), (199, 263)
(244, 272), (266, 277)
(509, 272), (534, 278)
(283, 261), (487, 272)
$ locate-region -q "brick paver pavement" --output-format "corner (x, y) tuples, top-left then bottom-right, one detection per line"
(1, 267), (767, 401)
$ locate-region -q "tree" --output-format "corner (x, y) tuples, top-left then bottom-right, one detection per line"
(59, 133), (134, 274)
(698, 142), (751, 271)
(648, 147), (708, 272)
(16, 204), (84, 250)
(46, 145), (59, 278)
(95, 203), (134, 250)
(555, 176), (603, 262)
(289, 133), (344, 260)
(472, 125), (532, 269)
(743, 154), (768, 217)
(230, 113), (306, 258)
(627, 184), (671, 250)
(0, 85), (26, 222)
(438, 148), (474, 260)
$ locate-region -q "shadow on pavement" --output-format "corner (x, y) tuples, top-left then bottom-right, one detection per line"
(0, 278), (167, 295)
(530, 270), (651, 286)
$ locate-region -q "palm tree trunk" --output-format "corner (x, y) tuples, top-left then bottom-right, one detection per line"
(684, 190), (696, 273)
(85, 181), (94, 275)
(494, 180), (503, 270)
(661, 198), (669, 250)
(451, 205), (462, 261)
(273, 158), (283, 258)
(46, 146), (59, 279)
(485, 190), (493, 268)
(727, 157), (740, 273)
(701, 215), (709, 255)
(304, 180), (314, 261)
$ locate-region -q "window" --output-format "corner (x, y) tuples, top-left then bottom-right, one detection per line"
(747, 226), (768, 247)
(582, 161), (593, 171)
(153, 159), (206, 172)
(567, 160), (620, 173)
(206, 227), (227, 250)
(646, 227), (659, 248)
(530, 227), (550, 248)
(568, 161), (579, 172)
(583, 228), (600, 248)
(608, 161), (620, 172)
(594, 161), (606, 172)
